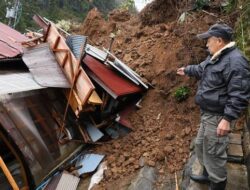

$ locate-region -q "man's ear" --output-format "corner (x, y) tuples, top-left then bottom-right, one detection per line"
(218, 38), (225, 45)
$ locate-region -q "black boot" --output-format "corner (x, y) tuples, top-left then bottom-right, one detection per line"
(190, 167), (210, 184)
(209, 180), (227, 190)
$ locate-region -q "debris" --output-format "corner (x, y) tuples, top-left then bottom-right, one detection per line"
(0, 72), (45, 95)
(83, 54), (143, 99)
(88, 162), (107, 190)
(0, 156), (19, 190)
(85, 44), (108, 62)
(33, 15), (95, 116)
(85, 122), (104, 142)
(75, 154), (105, 176)
(66, 35), (88, 59)
(178, 12), (187, 24)
(22, 43), (70, 88)
(0, 23), (28, 59)
(44, 171), (80, 190)
(104, 48), (148, 89)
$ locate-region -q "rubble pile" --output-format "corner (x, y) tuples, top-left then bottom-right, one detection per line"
(0, 0), (240, 189)
(75, 1), (238, 188)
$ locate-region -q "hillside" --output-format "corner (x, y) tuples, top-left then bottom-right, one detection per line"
(74, 0), (241, 189)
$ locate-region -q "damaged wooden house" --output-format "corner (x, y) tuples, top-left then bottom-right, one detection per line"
(0, 15), (147, 190)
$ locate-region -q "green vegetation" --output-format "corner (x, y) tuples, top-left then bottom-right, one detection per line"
(120, 0), (136, 12)
(174, 86), (190, 102)
(222, 0), (237, 13)
(0, 0), (134, 32)
(235, 0), (250, 58)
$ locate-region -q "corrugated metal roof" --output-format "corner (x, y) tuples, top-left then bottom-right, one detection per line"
(0, 72), (45, 95)
(45, 172), (80, 190)
(66, 35), (87, 59)
(0, 22), (28, 59)
(22, 43), (70, 88)
(83, 55), (142, 98)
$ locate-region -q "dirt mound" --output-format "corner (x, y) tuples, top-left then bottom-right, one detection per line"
(139, 0), (189, 26)
(77, 1), (236, 188)
(109, 9), (131, 22)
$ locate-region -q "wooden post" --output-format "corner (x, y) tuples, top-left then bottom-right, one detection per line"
(0, 156), (19, 190)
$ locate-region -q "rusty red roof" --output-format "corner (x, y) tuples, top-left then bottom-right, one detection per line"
(0, 22), (28, 59)
(83, 55), (142, 98)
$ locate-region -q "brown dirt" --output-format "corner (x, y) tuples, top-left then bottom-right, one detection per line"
(75, 1), (238, 189)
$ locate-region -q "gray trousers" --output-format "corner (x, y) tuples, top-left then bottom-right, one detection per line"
(195, 112), (232, 183)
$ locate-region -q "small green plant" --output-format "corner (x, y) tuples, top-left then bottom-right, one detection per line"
(174, 86), (190, 102)
(120, 0), (136, 12)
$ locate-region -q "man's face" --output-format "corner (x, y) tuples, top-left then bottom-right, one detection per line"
(206, 36), (225, 55)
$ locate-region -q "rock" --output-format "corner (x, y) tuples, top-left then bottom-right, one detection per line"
(185, 127), (192, 135)
(147, 160), (156, 167)
(123, 53), (133, 62)
(128, 166), (157, 190)
(159, 169), (165, 174)
(163, 146), (173, 154)
(156, 151), (165, 161)
(124, 152), (130, 159)
(178, 148), (183, 154)
(113, 143), (121, 149)
(165, 133), (175, 140)
(153, 33), (162, 38)
(180, 130), (186, 137)
(139, 156), (145, 167)
(118, 155), (126, 163)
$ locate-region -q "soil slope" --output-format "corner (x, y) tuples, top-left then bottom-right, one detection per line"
(75, 1), (238, 188)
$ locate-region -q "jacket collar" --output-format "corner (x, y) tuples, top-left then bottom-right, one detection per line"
(210, 41), (236, 61)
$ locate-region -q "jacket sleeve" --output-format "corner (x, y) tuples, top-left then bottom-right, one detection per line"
(184, 57), (209, 79)
(223, 56), (250, 122)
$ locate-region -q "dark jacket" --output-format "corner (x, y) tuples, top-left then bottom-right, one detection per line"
(184, 43), (250, 121)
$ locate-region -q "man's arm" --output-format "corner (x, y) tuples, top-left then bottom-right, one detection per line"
(177, 57), (209, 78)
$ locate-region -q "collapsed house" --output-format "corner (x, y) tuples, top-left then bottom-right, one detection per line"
(0, 15), (148, 190)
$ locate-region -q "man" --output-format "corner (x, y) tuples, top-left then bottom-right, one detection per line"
(177, 23), (250, 190)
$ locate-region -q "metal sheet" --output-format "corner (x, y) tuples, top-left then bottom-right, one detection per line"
(66, 35), (87, 59)
(22, 43), (70, 88)
(104, 48), (148, 89)
(86, 122), (104, 142)
(107, 60), (140, 85)
(85, 44), (107, 62)
(83, 55), (142, 98)
(0, 72), (45, 95)
(86, 70), (118, 99)
(44, 172), (80, 190)
(55, 172), (80, 190)
(75, 154), (105, 175)
(0, 22), (28, 59)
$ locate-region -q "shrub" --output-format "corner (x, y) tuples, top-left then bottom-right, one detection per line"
(174, 86), (190, 102)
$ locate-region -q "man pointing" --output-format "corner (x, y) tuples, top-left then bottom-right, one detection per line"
(177, 23), (250, 190)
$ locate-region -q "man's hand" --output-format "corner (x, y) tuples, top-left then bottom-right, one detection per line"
(177, 67), (186, 76)
(217, 119), (231, 136)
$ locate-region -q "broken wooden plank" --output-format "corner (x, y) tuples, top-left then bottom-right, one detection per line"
(33, 15), (95, 115)
(0, 156), (19, 190)
(88, 91), (103, 105)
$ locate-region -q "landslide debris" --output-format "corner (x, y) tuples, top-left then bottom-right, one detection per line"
(75, 1), (237, 189)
